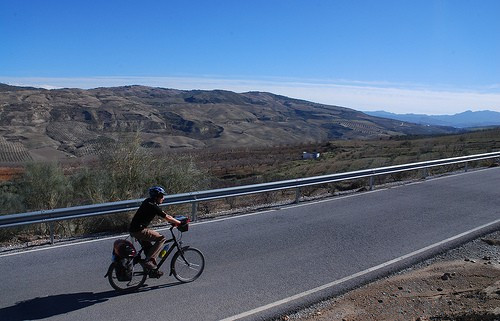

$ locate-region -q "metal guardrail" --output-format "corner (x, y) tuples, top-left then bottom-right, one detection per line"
(1, 151), (499, 233)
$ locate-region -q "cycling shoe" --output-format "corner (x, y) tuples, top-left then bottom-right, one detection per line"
(148, 269), (164, 278)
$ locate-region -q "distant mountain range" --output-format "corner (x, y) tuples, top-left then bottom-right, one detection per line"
(0, 83), (461, 163)
(363, 110), (500, 128)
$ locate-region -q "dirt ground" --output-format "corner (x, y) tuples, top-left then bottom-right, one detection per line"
(284, 235), (500, 321)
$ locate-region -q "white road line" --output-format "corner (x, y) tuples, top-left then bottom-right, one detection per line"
(219, 217), (500, 321)
(0, 167), (496, 258)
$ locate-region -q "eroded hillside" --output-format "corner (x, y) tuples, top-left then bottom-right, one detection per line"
(0, 84), (460, 162)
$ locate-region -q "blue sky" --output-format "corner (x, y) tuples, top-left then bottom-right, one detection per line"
(1, 0), (499, 114)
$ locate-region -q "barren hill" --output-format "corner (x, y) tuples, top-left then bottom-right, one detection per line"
(0, 84), (459, 162)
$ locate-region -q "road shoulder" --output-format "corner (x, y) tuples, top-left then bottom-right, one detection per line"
(282, 230), (500, 321)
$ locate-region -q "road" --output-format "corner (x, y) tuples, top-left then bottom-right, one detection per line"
(0, 167), (499, 321)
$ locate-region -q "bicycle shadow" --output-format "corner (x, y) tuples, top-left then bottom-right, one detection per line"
(0, 281), (182, 320)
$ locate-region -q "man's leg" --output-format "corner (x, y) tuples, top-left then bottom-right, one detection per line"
(130, 229), (166, 266)
(137, 240), (154, 259)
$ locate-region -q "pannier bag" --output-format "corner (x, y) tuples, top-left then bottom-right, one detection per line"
(113, 239), (136, 258)
(116, 258), (133, 281)
(112, 239), (136, 282)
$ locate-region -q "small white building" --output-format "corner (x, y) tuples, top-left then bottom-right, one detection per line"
(302, 151), (320, 160)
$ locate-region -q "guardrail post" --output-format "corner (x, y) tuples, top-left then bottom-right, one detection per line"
(295, 187), (301, 204)
(49, 222), (54, 244)
(465, 162), (468, 172)
(191, 201), (198, 222)
(422, 168), (428, 179)
(369, 176), (374, 191)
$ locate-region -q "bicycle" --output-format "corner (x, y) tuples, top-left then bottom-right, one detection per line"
(105, 218), (205, 292)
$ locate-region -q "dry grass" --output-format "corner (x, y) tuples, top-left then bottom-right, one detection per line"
(189, 128), (500, 188)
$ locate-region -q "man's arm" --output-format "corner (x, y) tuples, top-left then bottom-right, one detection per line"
(164, 213), (181, 225)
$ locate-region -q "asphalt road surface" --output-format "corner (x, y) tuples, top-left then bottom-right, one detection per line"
(1, 167), (499, 321)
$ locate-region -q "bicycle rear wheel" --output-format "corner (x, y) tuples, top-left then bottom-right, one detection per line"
(107, 260), (148, 292)
(171, 247), (205, 283)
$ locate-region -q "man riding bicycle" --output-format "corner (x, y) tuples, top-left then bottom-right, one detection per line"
(129, 186), (181, 270)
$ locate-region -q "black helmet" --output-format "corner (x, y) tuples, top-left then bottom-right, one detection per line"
(149, 186), (167, 198)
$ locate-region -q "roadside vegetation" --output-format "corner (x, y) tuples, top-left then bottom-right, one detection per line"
(0, 134), (210, 243)
(0, 128), (499, 245)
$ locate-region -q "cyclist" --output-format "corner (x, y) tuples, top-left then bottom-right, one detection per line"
(129, 186), (181, 270)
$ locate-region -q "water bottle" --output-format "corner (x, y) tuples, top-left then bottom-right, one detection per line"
(159, 244), (169, 258)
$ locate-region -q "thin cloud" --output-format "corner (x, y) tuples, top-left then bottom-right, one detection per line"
(1, 76), (499, 115)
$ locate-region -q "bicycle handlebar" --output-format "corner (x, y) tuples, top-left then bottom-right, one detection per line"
(169, 220), (189, 231)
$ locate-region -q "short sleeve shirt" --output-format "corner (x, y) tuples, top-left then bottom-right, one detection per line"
(129, 198), (167, 232)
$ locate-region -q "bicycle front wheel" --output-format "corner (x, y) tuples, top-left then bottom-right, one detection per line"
(171, 247), (205, 283)
(107, 260), (148, 292)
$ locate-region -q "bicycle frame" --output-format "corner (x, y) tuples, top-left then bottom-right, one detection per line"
(157, 227), (181, 271)
(134, 225), (186, 274)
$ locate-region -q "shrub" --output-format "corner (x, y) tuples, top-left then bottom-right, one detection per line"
(151, 154), (211, 194)
(97, 133), (154, 201)
(18, 162), (71, 211)
(0, 182), (25, 215)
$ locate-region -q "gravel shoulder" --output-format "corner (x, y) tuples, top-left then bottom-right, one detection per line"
(281, 230), (500, 321)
